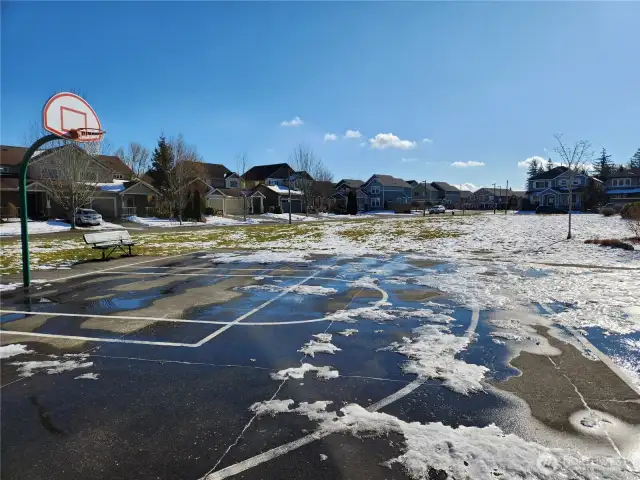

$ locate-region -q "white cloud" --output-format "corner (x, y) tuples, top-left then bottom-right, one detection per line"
(460, 183), (478, 191)
(280, 116), (304, 127)
(401, 157), (418, 163)
(450, 161), (485, 168)
(422, 138), (434, 144)
(517, 156), (545, 168)
(368, 133), (417, 150)
(344, 129), (362, 139)
(324, 133), (337, 142)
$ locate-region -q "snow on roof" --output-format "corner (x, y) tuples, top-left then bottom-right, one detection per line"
(266, 184), (303, 195)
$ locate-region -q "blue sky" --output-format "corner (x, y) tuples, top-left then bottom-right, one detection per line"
(2, 1), (639, 190)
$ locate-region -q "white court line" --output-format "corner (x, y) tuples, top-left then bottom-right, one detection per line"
(193, 271), (321, 346)
(204, 304), (481, 480)
(539, 303), (640, 396)
(125, 266), (316, 272)
(0, 330), (193, 347)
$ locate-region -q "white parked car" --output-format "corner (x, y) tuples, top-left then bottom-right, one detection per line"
(429, 205), (446, 214)
(74, 208), (102, 226)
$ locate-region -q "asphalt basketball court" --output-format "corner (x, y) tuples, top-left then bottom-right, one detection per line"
(1, 250), (638, 479)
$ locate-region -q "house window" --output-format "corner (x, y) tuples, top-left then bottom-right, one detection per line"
(228, 180), (239, 188)
(370, 185), (380, 194)
(572, 178), (580, 186)
(268, 179), (282, 186)
(370, 197), (381, 207)
(612, 178), (632, 187)
(534, 181), (547, 189)
(558, 179), (567, 186)
(0, 167), (7, 173)
(114, 173), (125, 180)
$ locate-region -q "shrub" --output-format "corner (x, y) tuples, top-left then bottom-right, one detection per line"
(601, 207), (615, 217)
(620, 202), (640, 220)
(584, 239), (635, 251)
(274, 206), (283, 214)
(5, 202), (19, 218)
(204, 207), (215, 216)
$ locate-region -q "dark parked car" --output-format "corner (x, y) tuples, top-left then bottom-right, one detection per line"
(535, 205), (568, 214)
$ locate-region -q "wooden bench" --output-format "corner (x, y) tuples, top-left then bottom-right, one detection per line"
(83, 230), (136, 260)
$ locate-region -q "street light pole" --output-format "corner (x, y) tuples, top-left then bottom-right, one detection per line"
(492, 183), (496, 214)
(423, 180), (427, 217)
(505, 180), (509, 214)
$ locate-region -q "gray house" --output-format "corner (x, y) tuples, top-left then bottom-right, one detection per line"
(527, 166), (598, 210)
(361, 174), (413, 209)
(604, 168), (640, 206)
(431, 182), (461, 205)
(412, 182), (440, 204)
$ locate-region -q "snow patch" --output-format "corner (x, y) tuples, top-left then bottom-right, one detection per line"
(75, 372), (99, 380)
(298, 340), (341, 357)
(337, 329), (359, 336)
(270, 363), (339, 380)
(11, 359), (93, 377)
(205, 251), (312, 264)
(389, 324), (488, 394)
(0, 344), (34, 358)
(312, 333), (332, 343)
(255, 401), (637, 479)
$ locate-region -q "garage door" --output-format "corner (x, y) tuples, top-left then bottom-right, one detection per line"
(90, 197), (117, 219)
(281, 198), (302, 214)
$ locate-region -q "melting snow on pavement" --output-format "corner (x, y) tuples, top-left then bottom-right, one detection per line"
(0, 344), (34, 358)
(11, 358), (93, 377)
(270, 363), (339, 380)
(205, 251), (312, 263)
(387, 324), (489, 394)
(250, 400), (638, 479)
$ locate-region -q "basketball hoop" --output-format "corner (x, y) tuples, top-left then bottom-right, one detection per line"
(65, 127), (106, 156)
(42, 93), (105, 156)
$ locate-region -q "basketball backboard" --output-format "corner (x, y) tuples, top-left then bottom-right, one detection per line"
(42, 92), (102, 142)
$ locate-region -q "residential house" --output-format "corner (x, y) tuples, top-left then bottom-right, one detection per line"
(243, 163), (294, 188)
(411, 182), (440, 205)
(471, 188), (527, 210)
(224, 172), (241, 189)
(331, 179), (365, 211)
(526, 166), (598, 210)
(605, 168), (640, 206)
(430, 182), (461, 206)
(406, 180), (419, 188)
(255, 184), (305, 213)
(206, 187), (266, 215)
(360, 174), (413, 210)
(0, 144), (160, 220)
(313, 180), (334, 212)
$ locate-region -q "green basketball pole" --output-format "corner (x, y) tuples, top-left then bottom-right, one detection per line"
(19, 134), (62, 287)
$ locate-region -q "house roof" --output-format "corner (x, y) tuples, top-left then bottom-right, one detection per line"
(609, 167), (640, 178)
(0, 146), (29, 166)
(97, 154), (133, 175)
(370, 174), (412, 188)
(266, 184), (303, 196)
(186, 161), (231, 179)
(460, 190), (474, 198)
(530, 166), (568, 180)
(244, 163), (292, 181)
(336, 179), (364, 189)
(510, 190), (527, 198)
(431, 182), (460, 192)
(0, 144), (133, 176)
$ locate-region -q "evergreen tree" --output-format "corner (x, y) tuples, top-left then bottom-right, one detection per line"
(148, 135), (173, 189)
(346, 190), (358, 215)
(526, 158), (540, 180)
(591, 148), (613, 181)
(628, 148), (640, 169)
(546, 158), (554, 171)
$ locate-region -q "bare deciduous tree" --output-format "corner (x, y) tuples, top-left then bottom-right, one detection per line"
(312, 163), (334, 212)
(32, 144), (105, 228)
(236, 153), (251, 221)
(157, 135), (203, 225)
(114, 143), (150, 178)
(553, 134), (594, 239)
(290, 144), (330, 215)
